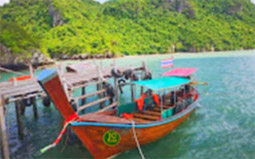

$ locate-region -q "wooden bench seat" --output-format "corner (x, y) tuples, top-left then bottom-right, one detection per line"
(143, 110), (161, 116)
(133, 113), (159, 121)
(153, 105), (175, 111)
(133, 118), (151, 123)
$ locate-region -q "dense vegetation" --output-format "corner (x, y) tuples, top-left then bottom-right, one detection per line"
(0, 21), (39, 56)
(0, 21), (40, 64)
(0, 0), (255, 59)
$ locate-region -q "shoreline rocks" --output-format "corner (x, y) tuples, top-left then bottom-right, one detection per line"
(0, 51), (55, 71)
(30, 52), (55, 67)
(0, 52), (117, 72)
(58, 52), (116, 60)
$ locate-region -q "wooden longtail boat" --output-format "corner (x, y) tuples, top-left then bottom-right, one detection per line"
(38, 68), (200, 159)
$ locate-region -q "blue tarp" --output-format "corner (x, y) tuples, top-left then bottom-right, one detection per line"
(134, 77), (190, 91)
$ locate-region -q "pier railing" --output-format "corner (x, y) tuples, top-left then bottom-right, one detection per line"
(0, 61), (147, 159)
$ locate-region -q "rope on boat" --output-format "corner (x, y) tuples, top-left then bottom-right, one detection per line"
(197, 103), (202, 108)
(61, 127), (71, 152)
(132, 120), (146, 159)
(40, 114), (78, 154)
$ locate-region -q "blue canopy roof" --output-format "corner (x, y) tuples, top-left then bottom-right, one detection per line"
(134, 77), (190, 91)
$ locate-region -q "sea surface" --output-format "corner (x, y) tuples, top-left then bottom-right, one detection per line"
(0, 50), (255, 159)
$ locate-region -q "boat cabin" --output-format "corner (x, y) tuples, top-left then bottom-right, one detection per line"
(115, 76), (198, 123)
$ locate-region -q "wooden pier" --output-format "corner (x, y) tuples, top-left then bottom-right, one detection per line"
(0, 61), (148, 159)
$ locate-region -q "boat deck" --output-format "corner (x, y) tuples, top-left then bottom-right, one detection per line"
(79, 104), (177, 124)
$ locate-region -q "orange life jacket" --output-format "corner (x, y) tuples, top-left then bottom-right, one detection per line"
(136, 94), (146, 111)
(122, 113), (133, 119)
(136, 94), (161, 111)
(193, 93), (198, 101)
(152, 94), (160, 107)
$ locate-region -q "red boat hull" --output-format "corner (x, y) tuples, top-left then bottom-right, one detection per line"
(71, 109), (195, 159)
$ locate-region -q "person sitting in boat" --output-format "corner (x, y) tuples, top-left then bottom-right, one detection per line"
(174, 96), (184, 114)
(181, 88), (186, 96)
(162, 91), (176, 106)
(184, 84), (191, 93)
(184, 84), (193, 104)
(170, 91), (176, 106)
(189, 86), (196, 102)
(182, 85), (193, 107)
(144, 89), (153, 97)
(176, 90), (183, 100)
(162, 94), (171, 106)
(182, 97), (189, 109)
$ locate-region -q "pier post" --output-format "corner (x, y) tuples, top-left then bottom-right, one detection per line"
(96, 62), (104, 108)
(114, 77), (119, 106)
(20, 101), (26, 116)
(81, 87), (86, 105)
(140, 61), (146, 96)
(15, 101), (24, 140)
(97, 83), (104, 108)
(131, 83), (135, 102)
(141, 86), (144, 96)
(29, 64), (34, 78)
(32, 97), (38, 119)
(0, 96), (10, 159)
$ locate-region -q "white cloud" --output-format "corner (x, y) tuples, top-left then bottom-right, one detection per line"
(94, 0), (108, 4)
(0, 0), (10, 6)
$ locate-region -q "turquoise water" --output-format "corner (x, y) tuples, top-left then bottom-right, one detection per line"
(1, 50), (255, 159)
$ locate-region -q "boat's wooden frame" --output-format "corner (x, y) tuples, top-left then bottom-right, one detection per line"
(38, 69), (199, 159)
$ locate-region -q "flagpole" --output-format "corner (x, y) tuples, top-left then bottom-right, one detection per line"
(160, 56), (174, 77)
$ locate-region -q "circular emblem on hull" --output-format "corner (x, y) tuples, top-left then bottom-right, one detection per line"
(103, 130), (120, 146)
